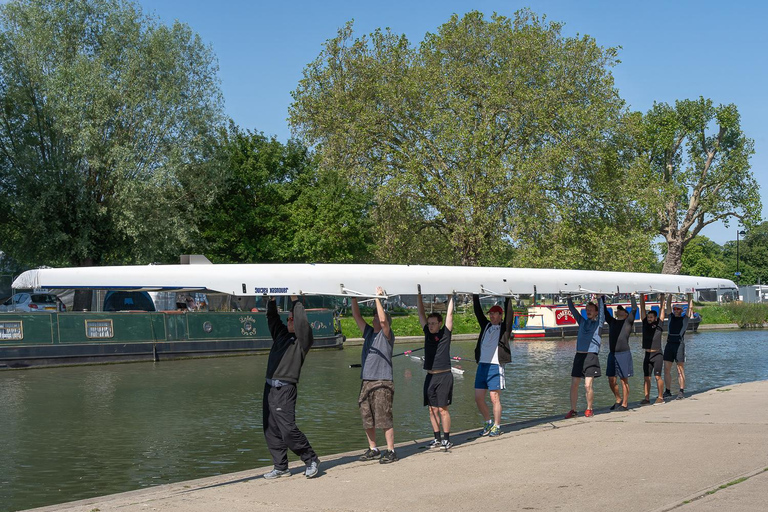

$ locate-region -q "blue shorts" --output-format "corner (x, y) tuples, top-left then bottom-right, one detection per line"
(606, 351), (634, 378)
(474, 362), (505, 390)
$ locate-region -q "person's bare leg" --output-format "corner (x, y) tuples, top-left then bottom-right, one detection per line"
(677, 363), (686, 390)
(364, 428), (377, 449)
(584, 377), (594, 411)
(428, 406), (441, 432)
(620, 378), (630, 407)
(664, 361), (673, 391)
(644, 376), (651, 400)
(383, 428), (394, 451)
(439, 407), (451, 433)
(655, 375), (664, 398)
(608, 376), (621, 403)
(489, 390), (502, 425)
(570, 377), (581, 411)
(475, 388), (490, 421)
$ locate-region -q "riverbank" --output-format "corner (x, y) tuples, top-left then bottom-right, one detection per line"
(28, 379), (768, 512)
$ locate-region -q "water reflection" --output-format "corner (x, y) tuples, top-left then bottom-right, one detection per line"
(1, 330), (767, 511)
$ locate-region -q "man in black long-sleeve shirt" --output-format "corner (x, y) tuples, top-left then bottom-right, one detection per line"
(262, 295), (320, 479)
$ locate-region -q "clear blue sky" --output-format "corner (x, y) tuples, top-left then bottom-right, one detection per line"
(138, 0), (767, 245)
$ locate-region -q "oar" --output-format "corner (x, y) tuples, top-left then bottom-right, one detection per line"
(349, 347), (425, 368)
(451, 356), (477, 364)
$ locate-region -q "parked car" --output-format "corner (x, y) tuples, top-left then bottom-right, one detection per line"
(0, 292), (64, 312)
(103, 291), (156, 312)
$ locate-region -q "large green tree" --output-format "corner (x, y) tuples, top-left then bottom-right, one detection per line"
(640, 98), (761, 274)
(290, 10), (626, 266)
(197, 124), (374, 263)
(722, 222), (768, 285)
(0, 0), (224, 268)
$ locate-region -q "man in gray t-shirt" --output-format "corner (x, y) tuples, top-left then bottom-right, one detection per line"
(352, 286), (397, 464)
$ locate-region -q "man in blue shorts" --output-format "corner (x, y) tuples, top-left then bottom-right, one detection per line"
(640, 293), (665, 404)
(603, 295), (636, 411)
(472, 294), (513, 437)
(664, 293), (693, 400)
(417, 288), (455, 450)
(565, 295), (605, 418)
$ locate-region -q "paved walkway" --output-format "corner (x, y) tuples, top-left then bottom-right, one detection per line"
(29, 380), (768, 512)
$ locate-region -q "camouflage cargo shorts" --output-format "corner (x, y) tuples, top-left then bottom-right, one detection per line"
(358, 380), (394, 429)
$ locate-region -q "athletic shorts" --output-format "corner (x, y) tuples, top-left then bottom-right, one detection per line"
(643, 351), (663, 377)
(606, 351), (633, 378)
(571, 352), (601, 378)
(424, 371), (454, 407)
(359, 380), (394, 429)
(474, 362), (505, 390)
(663, 342), (685, 363)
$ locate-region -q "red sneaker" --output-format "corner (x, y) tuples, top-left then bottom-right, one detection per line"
(565, 410), (578, 419)
(584, 409), (594, 418)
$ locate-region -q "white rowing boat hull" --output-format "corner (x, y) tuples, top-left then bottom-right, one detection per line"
(12, 263), (736, 297)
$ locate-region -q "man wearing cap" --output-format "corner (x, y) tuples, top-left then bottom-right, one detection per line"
(663, 293), (694, 399)
(262, 295), (320, 479)
(472, 294), (513, 437)
(603, 295), (637, 411)
(352, 286), (398, 463)
(565, 295), (605, 418)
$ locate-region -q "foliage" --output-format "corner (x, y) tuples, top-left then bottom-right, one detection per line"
(639, 98), (761, 274)
(0, 0), (225, 267)
(290, 10), (626, 266)
(197, 124), (374, 263)
(681, 236), (728, 278)
(722, 222), (768, 284)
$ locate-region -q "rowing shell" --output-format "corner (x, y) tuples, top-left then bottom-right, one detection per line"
(11, 263), (736, 297)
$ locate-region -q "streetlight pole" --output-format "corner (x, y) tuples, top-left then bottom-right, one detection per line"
(736, 229), (747, 286)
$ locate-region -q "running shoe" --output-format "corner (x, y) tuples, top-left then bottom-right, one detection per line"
(584, 409), (594, 418)
(565, 409), (578, 419)
(359, 448), (381, 461)
(619, 405), (629, 411)
(441, 440), (454, 451)
(663, 389), (672, 398)
(610, 402), (621, 410)
(427, 439), (441, 449)
(488, 425), (502, 437)
(640, 398), (651, 405)
(305, 460), (320, 478)
(379, 450), (398, 464)
(655, 397), (664, 404)
(480, 421), (493, 436)
(676, 390), (685, 400)
(263, 468), (290, 480)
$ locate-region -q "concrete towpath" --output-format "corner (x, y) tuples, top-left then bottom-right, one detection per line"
(29, 380), (768, 512)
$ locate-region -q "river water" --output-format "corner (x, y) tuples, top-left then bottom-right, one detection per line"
(2, 330), (767, 511)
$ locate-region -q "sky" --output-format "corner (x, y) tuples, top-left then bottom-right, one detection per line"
(135, 0), (767, 245)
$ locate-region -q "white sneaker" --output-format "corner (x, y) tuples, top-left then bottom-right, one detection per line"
(305, 460), (320, 478)
(264, 468), (290, 479)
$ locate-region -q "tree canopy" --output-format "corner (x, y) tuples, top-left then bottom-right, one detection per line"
(639, 98), (761, 274)
(0, 0), (225, 267)
(290, 10), (629, 266)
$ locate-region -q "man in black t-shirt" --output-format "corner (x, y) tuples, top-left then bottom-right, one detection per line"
(417, 287), (455, 451)
(640, 293), (666, 404)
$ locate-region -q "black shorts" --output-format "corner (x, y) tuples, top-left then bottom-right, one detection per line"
(606, 351), (633, 378)
(663, 342), (685, 363)
(643, 351), (663, 376)
(424, 371), (454, 407)
(571, 352), (601, 378)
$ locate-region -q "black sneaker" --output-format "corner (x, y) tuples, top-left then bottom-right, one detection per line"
(379, 450), (398, 464)
(359, 448), (380, 461)
(610, 402), (620, 410)
(441, 440), (454, 451)
(619, 405), (629, 411)
(676, 390), (685, 400)
(663, 389), (672, 398)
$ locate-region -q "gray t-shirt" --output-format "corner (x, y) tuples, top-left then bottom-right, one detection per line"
(361, 324), (395, 381)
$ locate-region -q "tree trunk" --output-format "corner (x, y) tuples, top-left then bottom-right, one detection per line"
(662, 239), (684, 274)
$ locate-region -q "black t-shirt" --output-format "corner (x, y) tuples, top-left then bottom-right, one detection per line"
(667, 315), (689, 343)
(605, 310), (635, 353)
(423, 325), (452, 371)
(641, 317), (664, 351)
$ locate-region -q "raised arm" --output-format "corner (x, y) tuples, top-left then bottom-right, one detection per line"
(640, 294), (647, 321)
(350, 297), (369, 333)
(445, 294), (455, 331)
(375, 286), (391, 339)
(597, 296), (605, 324)
(416, 285), (427, 328)
(567, 297), (583, 324)
(266, 297), (288, 341)
(687, 293), (694, 318)
(603, 298), (613, 321)
(291, 296), (313, 351)
(473, 294), (487, 324)
(658, 293), (666, 322)
(629, 295), (638, 321)
(664, 294), (672, 316)
(503, 296), (514, 333)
